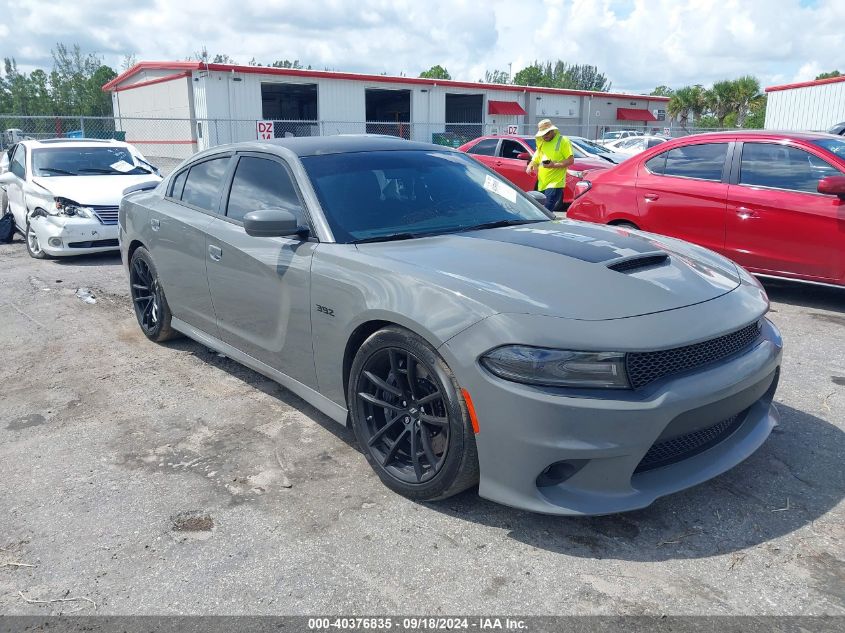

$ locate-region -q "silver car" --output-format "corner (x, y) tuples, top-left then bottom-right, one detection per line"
(119, 136), (783, 515)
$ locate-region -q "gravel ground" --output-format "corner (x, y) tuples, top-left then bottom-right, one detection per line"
(0, 233), (842, 616)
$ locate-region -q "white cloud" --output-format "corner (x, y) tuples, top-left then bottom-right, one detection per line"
(0, 0), (843, 92)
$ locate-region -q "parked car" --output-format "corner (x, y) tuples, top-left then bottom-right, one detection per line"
(568, 136), (628, 164)
(120, 135), (782, 515)
(828, 122), (845, 136)
(604, 135), (670, 156)
(599, 130), (642, 145)
(457, 135), (610, 208)
(0, 138), (161, 258)
(568, 130), (845, 287)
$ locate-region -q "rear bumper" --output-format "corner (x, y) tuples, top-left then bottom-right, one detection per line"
(442, 315), (783, 516)
(31, 215), (118, 256)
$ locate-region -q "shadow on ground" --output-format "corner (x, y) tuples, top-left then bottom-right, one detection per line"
(163, 335), (843, 563)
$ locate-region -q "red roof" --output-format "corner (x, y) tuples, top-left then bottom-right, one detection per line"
(102, 61), (671, 102)
(765, 74), (845, 93)
(617, 107), (657, 121)
(487, 100), (527, 115)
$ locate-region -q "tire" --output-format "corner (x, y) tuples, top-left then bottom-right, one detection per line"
(348, 326), (479, 501)
(129, 246), (178, 342)
(612, 221), (639, 230)
(25, 220), (53, 259)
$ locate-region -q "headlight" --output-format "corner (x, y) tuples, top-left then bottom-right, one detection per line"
(480, 346), (629, 389)
(54, 197), (93, 218)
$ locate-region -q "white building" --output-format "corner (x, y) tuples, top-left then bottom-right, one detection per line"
(103, 61), (671, 159)
(764, 75), (845, 131)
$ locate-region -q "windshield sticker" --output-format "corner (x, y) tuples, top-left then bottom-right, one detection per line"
(483, 175), (518, 204)
(110, 160), (135, 173)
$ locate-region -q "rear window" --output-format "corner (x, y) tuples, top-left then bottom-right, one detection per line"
(651, 143), (728, 181)
(181, 157), (230, 211)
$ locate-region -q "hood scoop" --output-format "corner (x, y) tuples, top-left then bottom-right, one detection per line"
(607, 251), (669, 274)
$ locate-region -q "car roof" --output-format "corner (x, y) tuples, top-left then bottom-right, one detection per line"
(21, 138), (132, 149)
(213, 135), (453, 158)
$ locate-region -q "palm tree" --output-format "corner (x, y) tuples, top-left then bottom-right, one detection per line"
(733, 75), (761, 127)
(668, 85), (706, 130)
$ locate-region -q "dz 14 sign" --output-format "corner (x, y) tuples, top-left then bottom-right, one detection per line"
(256, 121), (274, 140)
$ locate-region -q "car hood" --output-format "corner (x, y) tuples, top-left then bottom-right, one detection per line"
(32, 174), (162, 206)
(357, 220), (741, 321)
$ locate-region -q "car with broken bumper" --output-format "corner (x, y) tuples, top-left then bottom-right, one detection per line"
(119, 136), (782, 515)
(0, 138), (161, 258)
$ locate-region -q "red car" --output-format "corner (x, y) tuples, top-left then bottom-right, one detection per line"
(457, 135), (609, 207)
(567, 131), (845, 287)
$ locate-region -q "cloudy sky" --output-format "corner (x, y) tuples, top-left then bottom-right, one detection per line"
(1, 0), (843, 93)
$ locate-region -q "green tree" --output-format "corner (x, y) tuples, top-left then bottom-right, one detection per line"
(512, 60), (611, 91)
(815, 70), (841, 80)
(668, 85), (707, 129)
(650, 85), (674, 97)
(483, 69), (509, 84)
(419, 64), (450, 80)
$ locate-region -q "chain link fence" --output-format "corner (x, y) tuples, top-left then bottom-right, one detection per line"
(0, 115), (738, 176)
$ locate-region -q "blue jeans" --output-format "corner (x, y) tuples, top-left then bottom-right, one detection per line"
(543, 187), (564, 213)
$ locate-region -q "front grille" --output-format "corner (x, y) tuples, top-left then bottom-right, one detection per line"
(626, 321), (762, 389)
(91, 206), (119, 225)
(635, 410), (747, 473)
(68, 239), (119, 249)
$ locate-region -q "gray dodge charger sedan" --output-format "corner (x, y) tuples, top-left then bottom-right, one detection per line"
(119, 136), (783, 515)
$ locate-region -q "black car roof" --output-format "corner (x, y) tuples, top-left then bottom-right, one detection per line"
(234, 135), (452, 157)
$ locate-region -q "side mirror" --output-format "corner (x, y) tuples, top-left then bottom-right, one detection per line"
(817, 176), (845, 200)
(516, 152), (531, 161)
(527, 190), (548, 205)
(243, 208), (307, 238)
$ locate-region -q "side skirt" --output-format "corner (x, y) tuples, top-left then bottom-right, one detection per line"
(171, 317), (349, 426)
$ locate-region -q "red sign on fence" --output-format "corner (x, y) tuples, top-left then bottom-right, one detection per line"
(256, 121), (274, 140)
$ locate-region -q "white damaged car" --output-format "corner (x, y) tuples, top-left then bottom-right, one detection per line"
(0, 139), (161, 258)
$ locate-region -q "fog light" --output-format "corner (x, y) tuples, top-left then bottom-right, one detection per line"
(48, 237), (62, 247)
(536, 460), (588, 488)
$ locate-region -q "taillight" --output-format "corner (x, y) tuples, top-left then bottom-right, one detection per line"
(574, 180), (592, 199)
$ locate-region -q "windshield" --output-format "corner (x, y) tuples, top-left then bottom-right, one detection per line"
(573, 138), (611, 155)
(32, 146), (150, 177)
(301, 150), (549, 243)
(813, 138), (845, 159)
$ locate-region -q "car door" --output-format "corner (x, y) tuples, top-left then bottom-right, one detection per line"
(725, 141), (844, 282)
(150, 154), (232, 336)
(7, 144), (27, 229)
(204, 152), (318, 389)
(635, 141), (732, 255)
(494, 139), (536, 191)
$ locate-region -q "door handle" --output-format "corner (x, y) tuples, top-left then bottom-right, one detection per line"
(150, 218), (160, 231)
(736, 207), (759, 220)
(208, 244), (222, 261)
(643, 193), (659, 201)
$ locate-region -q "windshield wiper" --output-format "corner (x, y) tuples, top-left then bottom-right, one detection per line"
(457, 219), (541, 233)
(353, 232), (419, 244)
(37, 167), (76, 176)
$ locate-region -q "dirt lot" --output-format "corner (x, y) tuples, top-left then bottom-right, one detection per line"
(0, 233), (843, 616)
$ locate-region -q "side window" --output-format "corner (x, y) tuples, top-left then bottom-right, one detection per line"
(226, 156), (303, 223)
(169, 169), (188, 199)
(499, 140), (527, 160)
(645, 152), (666, 175)
(740, 143), (843, 194)
(467, 138), (499, 156)
(10, 145), (25, 178)
(662, 143), (728, 181)
(180, 157), (230, 211)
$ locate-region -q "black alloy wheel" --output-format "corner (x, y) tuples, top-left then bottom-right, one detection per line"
(349, 326), (479, 501)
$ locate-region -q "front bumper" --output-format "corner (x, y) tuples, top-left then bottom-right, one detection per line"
(30, 215), (119, 256)
(442, 312), (783, 516)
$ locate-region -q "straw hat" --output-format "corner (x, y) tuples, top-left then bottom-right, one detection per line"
(535, 119), (558, 137)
